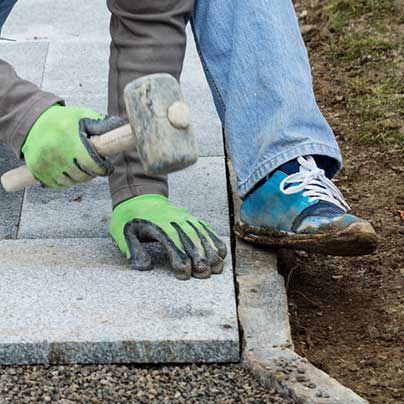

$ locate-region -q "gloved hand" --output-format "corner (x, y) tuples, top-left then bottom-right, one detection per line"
(110, 194), (227, 280)
(22, 104), (124, 188)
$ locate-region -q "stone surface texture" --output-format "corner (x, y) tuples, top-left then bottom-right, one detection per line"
(18, 157), (230, 239)
(0, 0), (237, 365)
(0, 41), (49, 85)
(0, 146), (24, 240)
(0, 238), (238, 364)
(236, 241), (293, 350)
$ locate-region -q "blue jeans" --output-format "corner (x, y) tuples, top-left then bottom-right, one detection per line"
(192, 0), (342, 197)
(0, 0), (16, 33)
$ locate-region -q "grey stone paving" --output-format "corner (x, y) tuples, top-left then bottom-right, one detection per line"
(18, 157), (230, 239)
(0, 41), (49, 85)
(2, 0), (110, 42)
(0, 145), (24, 240)
(41, 40), (110, 115)
(236, 241), (292, 349)
(0, 238), (238, 364)
(0, 0), (238, 364)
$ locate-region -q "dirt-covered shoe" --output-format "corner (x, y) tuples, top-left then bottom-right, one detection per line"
(235, 156), (377, 256)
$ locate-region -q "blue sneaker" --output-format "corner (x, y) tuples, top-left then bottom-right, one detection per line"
(235, 156), (377, 256)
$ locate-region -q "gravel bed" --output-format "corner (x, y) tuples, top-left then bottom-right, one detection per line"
(0, 363), (295, 403)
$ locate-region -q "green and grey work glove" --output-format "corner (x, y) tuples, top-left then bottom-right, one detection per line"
(22, 104), (124, 188)
(110, 194), (228, 280)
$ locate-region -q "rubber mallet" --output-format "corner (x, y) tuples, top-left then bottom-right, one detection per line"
(1, 73), (198, 192)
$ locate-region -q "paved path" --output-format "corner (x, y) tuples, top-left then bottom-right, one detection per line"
(0, 0), (238, 364)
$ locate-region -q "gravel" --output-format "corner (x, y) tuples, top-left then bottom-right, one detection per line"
(0, 364), (296, 403)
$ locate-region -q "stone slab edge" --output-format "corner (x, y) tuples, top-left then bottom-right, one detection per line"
(0, 237), (239, 365)
(227, 161), (368, 404)
(0, 340), (238, 365)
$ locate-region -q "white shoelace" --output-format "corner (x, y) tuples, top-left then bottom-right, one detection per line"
(279, 156), (350, 212)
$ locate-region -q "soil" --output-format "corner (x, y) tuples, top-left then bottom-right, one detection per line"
(281, 2), (404, 404)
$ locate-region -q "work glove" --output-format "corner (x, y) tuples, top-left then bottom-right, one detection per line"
(110, 194), (228, 280)
(22, 104), (123, 188)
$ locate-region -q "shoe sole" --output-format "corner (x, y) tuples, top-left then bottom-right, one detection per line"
(234, 221), (378, 256)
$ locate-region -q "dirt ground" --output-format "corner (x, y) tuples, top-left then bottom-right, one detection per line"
(283, 1), (403, 404)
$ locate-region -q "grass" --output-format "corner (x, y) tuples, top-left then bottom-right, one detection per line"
(321, 0), (404, 149)
(325, 0), (399, 32)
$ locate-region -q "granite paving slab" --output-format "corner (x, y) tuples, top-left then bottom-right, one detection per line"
(0, 146), (24, 240)
(0, 238), (239, 364)
(0, 0), (236, 369)
(0, 40), (49, 86)
(41, 40), (109, 110)
(2, 0), (110, 42)
(18, 157), (230, 239)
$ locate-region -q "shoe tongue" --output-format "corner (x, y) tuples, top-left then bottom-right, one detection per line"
(279, 156), (332, 177)
(279, 159), (301, 175)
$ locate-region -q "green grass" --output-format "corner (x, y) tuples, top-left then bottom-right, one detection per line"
(325, 0), (399, 32)
(321, 0), (404, 149)
(328, 34), (397, 64)
(349, 77), (404, 146)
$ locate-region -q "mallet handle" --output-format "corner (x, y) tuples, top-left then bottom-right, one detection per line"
(90, 124), (135, 156)
(1, 124), (136, 193)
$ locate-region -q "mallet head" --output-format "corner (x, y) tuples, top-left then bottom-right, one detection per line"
(124, 73), (198, 175)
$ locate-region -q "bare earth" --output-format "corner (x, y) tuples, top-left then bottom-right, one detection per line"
(287, 1), (404, 403)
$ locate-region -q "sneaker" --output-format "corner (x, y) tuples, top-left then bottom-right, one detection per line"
(235, 156), (377, 256)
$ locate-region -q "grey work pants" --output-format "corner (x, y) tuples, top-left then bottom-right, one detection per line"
(107, 0), (195, 207)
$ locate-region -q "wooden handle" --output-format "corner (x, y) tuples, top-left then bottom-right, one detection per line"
(1, 124), (136, 193)
(1, 166), (37, 193)
(89, 123), (135, 156)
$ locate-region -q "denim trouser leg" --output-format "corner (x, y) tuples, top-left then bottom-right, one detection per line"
(192, 0), (343, 198)
(0, 0), (17, 33)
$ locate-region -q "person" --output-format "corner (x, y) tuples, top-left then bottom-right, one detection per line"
(0, 0), (377, 281)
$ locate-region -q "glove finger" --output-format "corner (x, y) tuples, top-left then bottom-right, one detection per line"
(124, 221), (153, 271)
(199, 220), (227, 260)
(82, 116), (127, 137)
(55, 173), (76, 188)
(171, 222), (211, 280)
(55, 160), (95, 187)
(64, 165), (94, 183)
(187, 220), (225, 275)
(131, 219), (192, 281)
(73, 157), (104, 178)
(78, 118), (120, 176)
